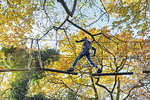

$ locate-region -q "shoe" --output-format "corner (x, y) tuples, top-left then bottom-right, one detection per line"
(67, 68), (74, 72)
(97, 68), (102, 73)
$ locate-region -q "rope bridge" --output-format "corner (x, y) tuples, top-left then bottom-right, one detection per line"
(0, 68), (149, 76)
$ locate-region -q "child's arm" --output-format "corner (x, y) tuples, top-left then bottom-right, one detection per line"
(76, 37), (87, 43)
(91, 47), (96, 56)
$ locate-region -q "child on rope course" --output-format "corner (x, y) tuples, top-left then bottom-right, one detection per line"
(67, 37), (102, 73)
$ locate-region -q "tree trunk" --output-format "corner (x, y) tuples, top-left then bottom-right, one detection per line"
(116, 78), (120, 100)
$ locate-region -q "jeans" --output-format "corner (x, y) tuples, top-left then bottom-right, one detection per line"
(72, 49), (98, 68)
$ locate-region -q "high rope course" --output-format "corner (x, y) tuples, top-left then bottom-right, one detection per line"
(0, 34), (149, 76)
(0, 38), (148, 76)
(0, 17), (149, 76)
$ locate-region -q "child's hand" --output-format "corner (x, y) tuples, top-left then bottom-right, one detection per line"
(91, 55), (95, 57)
(75, 40), (79, 43)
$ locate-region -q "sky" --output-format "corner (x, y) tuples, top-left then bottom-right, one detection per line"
(28, 0), (113, 50)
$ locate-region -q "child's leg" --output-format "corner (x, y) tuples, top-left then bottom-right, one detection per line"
(86, 55), (98, 68)
(86, 52), (102, 73)
(68, 51), (85, 72)
(72, 52), (84, 67)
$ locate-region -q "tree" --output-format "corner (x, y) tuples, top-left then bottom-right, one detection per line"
(0, 0), (149, 99)
(0, 47), (59, 99)
(31, 28), (149, 99)
(0, 0), (35, 47)
(104, 0), (149, 37)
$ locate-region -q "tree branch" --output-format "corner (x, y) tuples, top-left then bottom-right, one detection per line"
(99, 0), (110, 23)
(111, 75), (117, 93)
(67, 19), (115, 56)
(89, 67), (98, 99)
(95, 78), (113, 100)
(72, 0), (77, 16)
(62, 80), (92, 99)
(67, 19), (95, 41)
(118, 57), (127, 71)
(123, 75), (149, 100)
(0, 88), (11, 97)
(123, 84), (143, 100)
(116, 78), (121, 100)
(57, 0), (77, 17)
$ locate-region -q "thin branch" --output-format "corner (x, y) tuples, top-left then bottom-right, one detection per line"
(39, 28), (54, 40)
(0, 88), (11, 97)
(93, 33), (118, 44)
(63, 28), (76, 55)
(89, 67), (98, 99)
(118, 57), (128, 71)
(95, 41), (114, 56)
(42, 0), (54, 26)
(62, 80), (91, 99)
(39, 15), (69, 40)
(99, 0), (110, 23)
(95, 78), (113, 100)
(55, 15), (69, 31)
(87, 13), (105, 27)
(123, 84), (143, 100)
(111, 75), (117, 93)
(123, 75), (149, 100)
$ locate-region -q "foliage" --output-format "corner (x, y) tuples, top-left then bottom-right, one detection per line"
(0, 46), (59, 69)
(33, 49), (60, 68)
(0, 0), (149, 99)
(0, 46), (29, 69)
(0, 47), (60, 99)
(33, 28), (149, 99)
(104, 0), (149, 37)
(26, 93), (51, 100)
(9, 74), (29, 100)
(0, 0), (36, 47)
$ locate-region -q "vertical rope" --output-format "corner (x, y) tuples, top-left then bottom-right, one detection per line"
(127, 56), (131, 72)
(55, 30), (58, 50)
(28, 39), (34, 69)
(37, 39), (43, 68)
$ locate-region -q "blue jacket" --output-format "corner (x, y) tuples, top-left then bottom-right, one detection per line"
(76, 38), (96, 56)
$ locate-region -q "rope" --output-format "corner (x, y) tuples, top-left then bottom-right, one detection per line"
(36, 39), (43, 68)
(28, 39), (34, 69)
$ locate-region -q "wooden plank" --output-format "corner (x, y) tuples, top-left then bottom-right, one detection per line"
(37, 68), (78, 75)
(0, 69), (30, 72)
(92, 72), (133, 76)
(143, 70), (150, 73)
(0, 68), (78, 75)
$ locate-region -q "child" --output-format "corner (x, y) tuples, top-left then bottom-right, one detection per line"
(67, 37), (102, 73)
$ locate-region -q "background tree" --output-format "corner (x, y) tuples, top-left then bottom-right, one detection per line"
(33, 28), (149, 99)
(0, 47), (59, 99)
(0, 0), (35, 47)
(0, 0), (149, 99)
